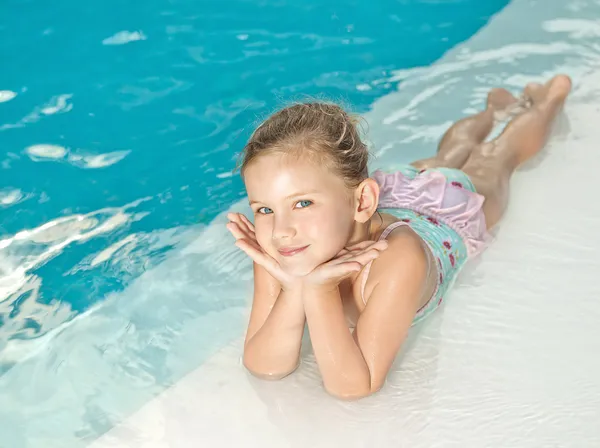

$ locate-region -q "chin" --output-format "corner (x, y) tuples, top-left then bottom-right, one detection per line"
(280, 259), (318, 277)
(284, 265), (314, 277)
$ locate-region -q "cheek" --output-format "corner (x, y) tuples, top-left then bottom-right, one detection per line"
(305, 209), (353, 249)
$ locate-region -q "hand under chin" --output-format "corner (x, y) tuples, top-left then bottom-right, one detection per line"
(280, 262), (315, 278)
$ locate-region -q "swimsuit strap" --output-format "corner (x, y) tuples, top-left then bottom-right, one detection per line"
(360, 221), (410, 304)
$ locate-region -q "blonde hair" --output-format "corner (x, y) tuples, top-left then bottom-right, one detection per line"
(239, 102), (370, 189)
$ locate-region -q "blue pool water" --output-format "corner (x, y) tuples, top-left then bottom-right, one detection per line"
(0, 0), (508, 361)
(1, 0), (509, 445)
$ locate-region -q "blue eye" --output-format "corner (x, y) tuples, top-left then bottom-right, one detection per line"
(258, 207), (273, 215)
(257, 207), (273, 215)
(295, 200), (312, 208)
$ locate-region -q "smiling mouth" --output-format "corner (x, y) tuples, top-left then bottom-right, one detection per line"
(278, 245), (309, 257)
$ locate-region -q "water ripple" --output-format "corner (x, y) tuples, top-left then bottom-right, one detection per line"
(0, 94), (74, 131)
(0, 197), (151, 362)
(102, 31), (147, 46)
(25, 144), (131, 169)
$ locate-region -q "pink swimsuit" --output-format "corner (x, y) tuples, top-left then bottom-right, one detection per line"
(360, 167), (492, 325)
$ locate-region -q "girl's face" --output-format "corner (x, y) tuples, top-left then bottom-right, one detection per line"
(244, 153), (357, 277)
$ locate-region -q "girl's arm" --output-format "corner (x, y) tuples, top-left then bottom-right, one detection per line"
(302, 232), (428, 399)
(243, 262), (306, 379)
(227, 212), (306, 379)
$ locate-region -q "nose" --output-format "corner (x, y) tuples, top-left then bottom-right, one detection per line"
(272, 213), (296, 241)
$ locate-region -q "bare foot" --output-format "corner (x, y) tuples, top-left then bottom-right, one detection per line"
(544, 75), (572, 105)
(487, 88), (528, 122)
(487, 88), (518, 111)
(507, 75), (572, 166)
(523, 82), (546, 104)
(524, 75), (572, 105)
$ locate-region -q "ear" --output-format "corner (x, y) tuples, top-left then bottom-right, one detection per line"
(353, 178), (380, 223)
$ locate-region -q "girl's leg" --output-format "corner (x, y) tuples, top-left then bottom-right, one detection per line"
(412, 88), (522, 170)
(460, 75), (572, 229)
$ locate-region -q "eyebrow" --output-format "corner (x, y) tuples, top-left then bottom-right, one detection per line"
(249, 191), (322, 206)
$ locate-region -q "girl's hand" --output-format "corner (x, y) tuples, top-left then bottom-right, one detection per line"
(226, 213), (299, 289)
(303, 240), (389, 290)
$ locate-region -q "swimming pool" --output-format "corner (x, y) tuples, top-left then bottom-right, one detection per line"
(0, 0), (507, 444)
(0, 0), (507, 359)
(3, 0), (600, 446)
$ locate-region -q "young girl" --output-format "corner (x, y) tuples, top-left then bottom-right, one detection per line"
(226, 74), (572, 400)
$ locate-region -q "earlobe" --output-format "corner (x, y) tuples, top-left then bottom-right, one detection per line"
(354, 178), (380, 223)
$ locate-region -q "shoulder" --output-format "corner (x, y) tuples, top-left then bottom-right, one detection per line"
(362, 224), (429, 302)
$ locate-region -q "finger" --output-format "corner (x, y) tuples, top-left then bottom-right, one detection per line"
(236, 215), (256, 238)
(226, 222), (245, 240)
(335, 248), (350, 257)
(235, 239), (265, 261)
(352, 240), (388, 257)
(228, 213), (247, 229)
(334, 240), (377, 258)
(235, 240), (279, 272)
(344, 240), (377, 252)
(338, 248), (382, 266)
(239, 214), (256, 232)
(344, 240), (389, 254)
(238, 233), (264, 253)
(227, 212), (242, 224)
(337, 242), (387, 262)
(334, 240), (389, 261)
(328, 261), (363, 278)
(226, 222), (255, 243)
(370, 240), (389, 251)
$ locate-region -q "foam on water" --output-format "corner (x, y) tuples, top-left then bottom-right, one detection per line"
(0, 91), (17, 103)
(2, 0), (600, 447)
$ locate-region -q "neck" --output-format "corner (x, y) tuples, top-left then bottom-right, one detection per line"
(347, 212), (382, 246)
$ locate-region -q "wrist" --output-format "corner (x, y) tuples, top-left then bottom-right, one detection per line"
(300, 278), (340, 294)
(280, 276), (305, 293)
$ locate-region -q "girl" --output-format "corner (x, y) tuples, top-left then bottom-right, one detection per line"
(226, 75), (572, 400)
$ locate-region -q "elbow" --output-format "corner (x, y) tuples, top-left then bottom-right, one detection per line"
(324, 379), (382, 401)
(242, 352), (299, 381)
(325, 385), (376, 401)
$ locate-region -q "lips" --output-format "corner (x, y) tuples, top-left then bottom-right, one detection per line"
(278, 245), (309, 257)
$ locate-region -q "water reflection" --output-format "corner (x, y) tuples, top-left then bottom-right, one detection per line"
(0, 198), (151, 369)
